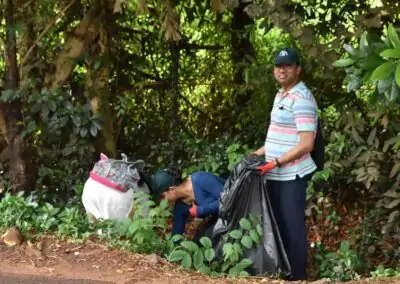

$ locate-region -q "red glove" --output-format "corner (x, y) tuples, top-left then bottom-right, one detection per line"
(256, 160), (278, 176)
(189, 204), (198, 217)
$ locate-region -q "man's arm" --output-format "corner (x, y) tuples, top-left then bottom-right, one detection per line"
(252, 146), (265, 156)
(276, 132), (314, 165)
(191, 173), (224, 218)
(196, 200), (219, 218)
(277, 95), (317, 166)
(171, 201), (190, 236)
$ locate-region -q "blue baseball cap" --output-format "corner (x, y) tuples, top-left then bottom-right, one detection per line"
(274, 47), (301, 65)
(150, 168), (182, 199)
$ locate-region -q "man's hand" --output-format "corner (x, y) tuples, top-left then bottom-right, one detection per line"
(256, 160), (278, 176)
(251, 146), (265, 157)
(189, 204), (198, 217)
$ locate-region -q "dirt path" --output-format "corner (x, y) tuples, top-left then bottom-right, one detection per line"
(0, 274), (112, 284)
(0, 236), (398, 284)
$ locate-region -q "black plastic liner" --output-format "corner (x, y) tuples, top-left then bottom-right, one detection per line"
(204, 154), (292, 278)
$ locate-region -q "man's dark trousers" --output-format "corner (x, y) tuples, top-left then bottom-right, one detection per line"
(267, 174), (310, 280)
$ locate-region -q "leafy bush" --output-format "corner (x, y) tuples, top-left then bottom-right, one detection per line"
(315, 241), (365, 281)
(167, 215), (263, 277)
(371, 265), (400, 279)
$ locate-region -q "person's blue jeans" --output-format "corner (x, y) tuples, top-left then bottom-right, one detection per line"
(267, 174), (310, 280)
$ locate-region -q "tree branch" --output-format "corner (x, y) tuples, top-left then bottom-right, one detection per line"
(20, 0), (76, 70)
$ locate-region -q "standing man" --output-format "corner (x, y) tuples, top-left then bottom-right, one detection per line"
(252, 47), (318, 280)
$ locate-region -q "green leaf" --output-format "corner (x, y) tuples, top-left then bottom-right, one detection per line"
(197, 265), (211, 275)
(388, 24), (400, 49)
(92, 119), (102, 130)
(71, 116), (81, 127)
(396, 63), (400, 87)
(249, 229), (261, 244)
(386, 82), (400, 102)
(340, 241), (350, 253)
(370, 62), (395, 81)
(171, 234), (184, 243)
(221, 262), (231, 272)
(229, 230), (242, 239)
(0, 89), (15, 102)
(180, 241), (199, 252)
(233, 242), (242, 255)
(238, 258), (253, 269)
(199, 237), (212, 249)
(359, 32), (369, 55)
(256, 224), (263, 236)
(346, 74), (363, 91)
(228, 265), (242, 276)
(41, 105), (49, 119)
(343, 44), (357, 56)
(59, 116), (69, 127)
(223, 243), (233, 255)
(239, 271), (250, 277)
(181, 253), (192, 268)
(80, 127), (88, 137)
(204, 248), (215, 262)
(90, 123), (98, 137)
(332, 58), (355, 67)
(193, 250), (204, 269)
(94, 59), (102, 70)
(377, 78), (393, 94)
(379, 48), (400, 59)
(239, 218), (252, 230)
(168, 250), (187, 262)
(228, 260), (253, 276)
(49, 101), (57, 112)
(241, 235), (253, 249)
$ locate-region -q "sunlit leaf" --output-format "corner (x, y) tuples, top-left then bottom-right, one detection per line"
(240, 235), (253, 249)
(168, 250), (187, 262)
(204, 248), (215, 262)
(229, 230), (242, 239)
(379, 48), (400, 59)
(396, 63), (400, 87)
(239, 218), (251, 230)
(370, 62), (395, 81)
(90, 123), (98, 137)
(388, 24), (400, 49)
(199, 237), (212, 249)
(332, 58), (355, 67)
(180, 241), (199, 252)
(181, 253), (192, 268)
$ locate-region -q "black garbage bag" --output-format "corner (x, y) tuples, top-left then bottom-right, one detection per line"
(204, 154), (292, 278)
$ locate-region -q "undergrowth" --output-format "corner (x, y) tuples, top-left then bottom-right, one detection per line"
(0, 190), (399, 280)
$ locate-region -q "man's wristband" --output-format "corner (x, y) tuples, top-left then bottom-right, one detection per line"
(275, 158), (281, 167)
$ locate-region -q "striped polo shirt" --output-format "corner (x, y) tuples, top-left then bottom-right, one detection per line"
(264, 81), (317, 181)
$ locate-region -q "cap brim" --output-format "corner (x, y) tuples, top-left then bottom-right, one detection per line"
(275, 58), (298, 65)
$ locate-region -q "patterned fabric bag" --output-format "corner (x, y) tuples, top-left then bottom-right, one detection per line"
(90, 153), (145, 193)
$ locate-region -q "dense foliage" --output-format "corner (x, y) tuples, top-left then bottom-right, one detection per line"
(0, 0), (399, 281)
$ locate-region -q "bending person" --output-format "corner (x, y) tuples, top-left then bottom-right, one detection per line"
(162, 171), (225, 240)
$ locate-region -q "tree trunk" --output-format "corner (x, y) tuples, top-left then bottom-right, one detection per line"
(2, 0), (32, 193)
(45, 1), (103, 90)
(230, 2), (256, 117)
(86, 14), (117, 158)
